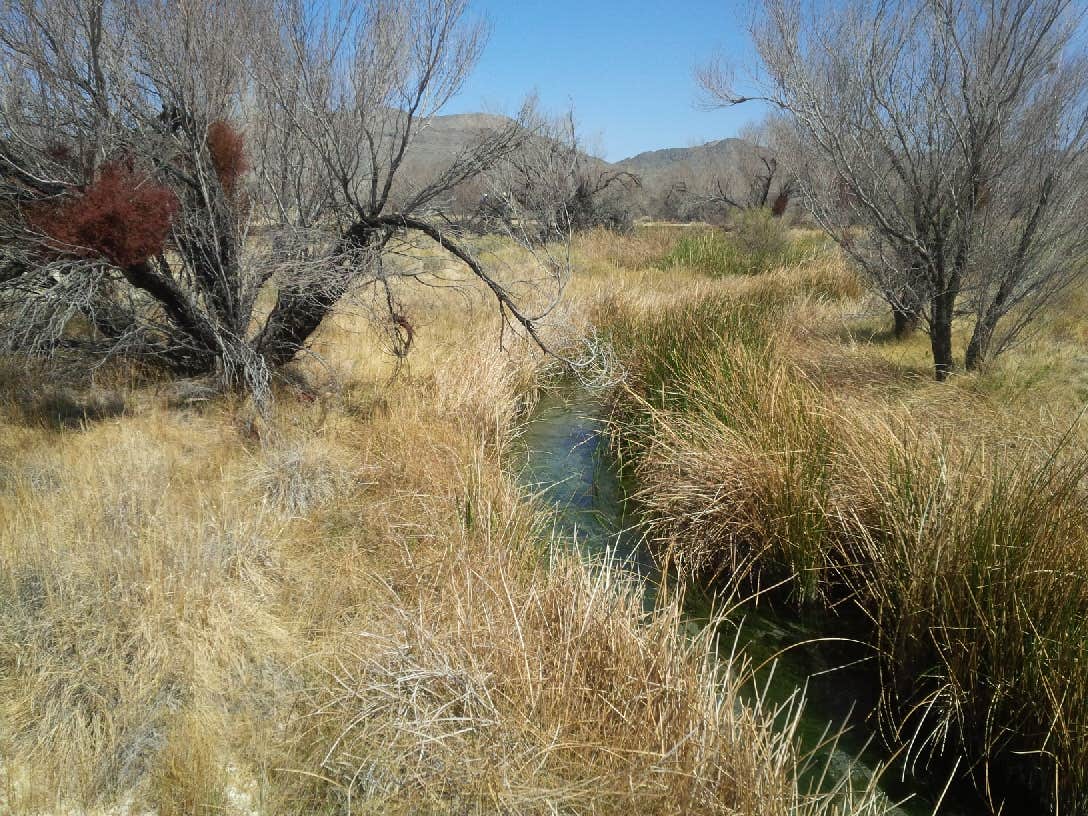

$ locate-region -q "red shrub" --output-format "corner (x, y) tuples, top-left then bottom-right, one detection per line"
(771, 188), (791, 217)
(206, 120), (248, 194)
(31, 163), (179, 268)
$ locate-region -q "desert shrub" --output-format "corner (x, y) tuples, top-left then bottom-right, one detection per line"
(0, 1), (567, 396)
(252, 442), (354, 515)
(731, 208), (791, 261)
(771, 188), (791, 217)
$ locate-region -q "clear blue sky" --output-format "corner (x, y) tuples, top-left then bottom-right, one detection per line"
(445, 1), (767, 161)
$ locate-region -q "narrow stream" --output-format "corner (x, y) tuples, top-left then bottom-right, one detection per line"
(513, 391), (967, 816)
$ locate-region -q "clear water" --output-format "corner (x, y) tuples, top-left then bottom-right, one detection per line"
(513, 392), (968, 816)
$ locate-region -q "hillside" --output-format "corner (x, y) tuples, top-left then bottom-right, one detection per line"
(416, 115), (760, 177)
(412, 112), (516, 158)
(613, 137), (757, 174)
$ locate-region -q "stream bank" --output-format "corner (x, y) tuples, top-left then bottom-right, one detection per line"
(513, 390), (969, 816)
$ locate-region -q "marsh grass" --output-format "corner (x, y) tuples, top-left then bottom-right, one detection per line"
(587, 239), (1088, 813)
(848, 435), (1088, 810)
(658, 215), (828, 279)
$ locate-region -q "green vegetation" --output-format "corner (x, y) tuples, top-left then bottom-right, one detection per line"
(657, 212), (828, 278)
(578, 226), (1088, 814)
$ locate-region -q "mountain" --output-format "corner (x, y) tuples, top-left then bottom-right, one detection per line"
(415, 114), (757, 178)
(412, 113), (516, 158)
(613, 138), (782, 221)
(613, 138), (757, 174)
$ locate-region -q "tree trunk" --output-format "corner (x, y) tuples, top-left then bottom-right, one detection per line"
(892, 288), (922, 339)
(890, 254), (924, 339)
(121, 259), (219, 373)
(893, 305), (919, 339)
(254, 277), (353, 368)
(965, 315), (996, 371)
(770, 187), (791, 217)
(966, 272), (1016, 372)
(255, 223), (382, 368)
(930, 291), (955, 381)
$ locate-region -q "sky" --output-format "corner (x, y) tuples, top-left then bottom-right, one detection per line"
(445, 1), (768, 162)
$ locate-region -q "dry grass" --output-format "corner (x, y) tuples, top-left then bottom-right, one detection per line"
(574, 225), (683, 272)
(0, 258), (881, 814)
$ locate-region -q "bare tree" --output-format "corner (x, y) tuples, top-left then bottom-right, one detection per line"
(478, 112), (641, 239)
(0, 0), (276, 387)
(691, 116), (798, 220)
(702, 0), (1088, 379)
(0, 0), (568, 400)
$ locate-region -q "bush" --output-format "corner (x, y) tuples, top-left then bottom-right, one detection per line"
(658, 211), (825, 277)
(732, 208), (791, 258)
(252, 442), (354, 515)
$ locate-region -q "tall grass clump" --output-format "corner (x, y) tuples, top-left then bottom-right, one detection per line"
(853, 439), (1088, 812)
(596, 278), (1088, 813)
(659, 212), (826, 278)
(598, 291), (839, 604)
(595, 289), (783, 411)
(283, 538), (832, 815)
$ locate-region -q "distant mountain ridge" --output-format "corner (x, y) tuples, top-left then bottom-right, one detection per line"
(412, 113), (763, 219)
(415, 114), (758, 172)
(613, 137), (755, 172)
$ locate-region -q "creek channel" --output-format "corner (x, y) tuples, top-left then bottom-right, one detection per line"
(512, 390), (971, 816)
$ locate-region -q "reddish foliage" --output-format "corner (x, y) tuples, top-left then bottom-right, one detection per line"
(31, 162), (178, 268)
(771, 188), (791, 217)
(206, 120), (248, 194)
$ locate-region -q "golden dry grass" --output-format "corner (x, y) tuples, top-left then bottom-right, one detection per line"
(0, 257), (882, 814)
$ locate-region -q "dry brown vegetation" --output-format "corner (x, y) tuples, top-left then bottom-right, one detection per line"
(0, 252), (888, 814)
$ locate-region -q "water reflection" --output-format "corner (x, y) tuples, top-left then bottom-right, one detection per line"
(513, 392), (966, 816)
